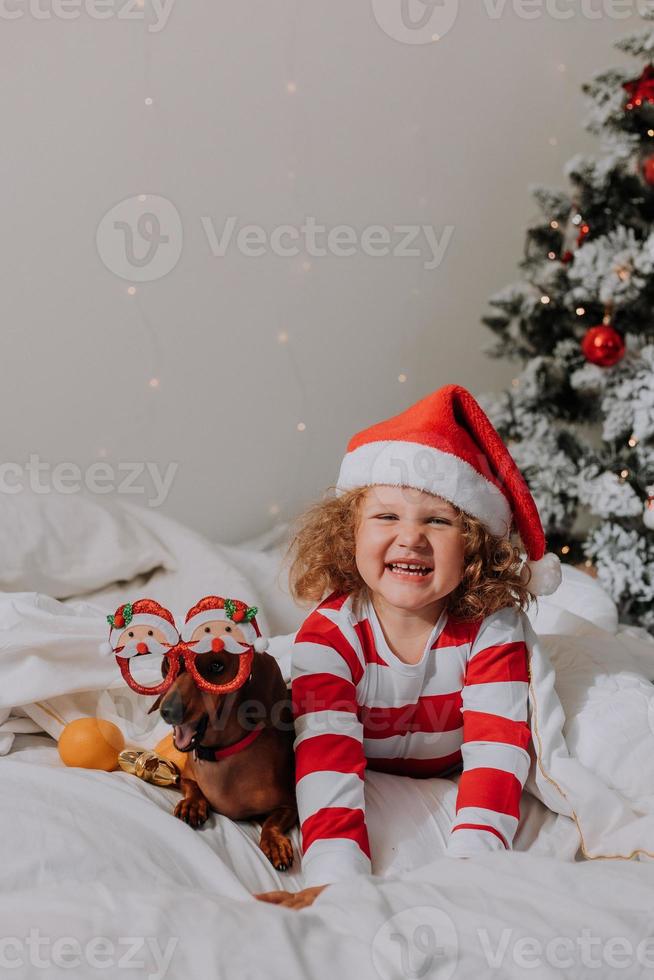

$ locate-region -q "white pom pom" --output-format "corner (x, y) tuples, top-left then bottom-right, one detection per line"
(523, 552), (562, 596)
(98, 641), (114, 657)
(253, 636), (269, 653)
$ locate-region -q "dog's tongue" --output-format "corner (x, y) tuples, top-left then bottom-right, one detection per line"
(173, 724), (197, 751)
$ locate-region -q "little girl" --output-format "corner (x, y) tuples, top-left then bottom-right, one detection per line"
(255, 383), (561, 910)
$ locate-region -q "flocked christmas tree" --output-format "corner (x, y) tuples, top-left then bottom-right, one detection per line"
(480, 11), (654, 635)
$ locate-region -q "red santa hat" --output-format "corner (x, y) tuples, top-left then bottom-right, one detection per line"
(181, 596), (269, 652)
(336, 383), (562, 596)
(99, 598), (178, 656)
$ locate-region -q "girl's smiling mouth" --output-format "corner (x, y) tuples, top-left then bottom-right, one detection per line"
(385, 561), (434, 579)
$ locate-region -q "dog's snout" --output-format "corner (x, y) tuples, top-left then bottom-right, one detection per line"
(160, 689), (185, 725)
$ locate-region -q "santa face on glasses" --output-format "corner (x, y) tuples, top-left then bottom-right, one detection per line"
(114, 622), (172, 659)
(185, 618), (251, 656)
(101, 598), (180, 660)
(181, 596), (269, 654)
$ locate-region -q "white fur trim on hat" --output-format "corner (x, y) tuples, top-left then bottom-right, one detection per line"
(522, 552), (562, 597)
(98, 641), (114, 657)
(110, 613), (178, 647)
(336, 440), (512, 538)
(181, 608), (258, 645)
(253, 636), (269, 653)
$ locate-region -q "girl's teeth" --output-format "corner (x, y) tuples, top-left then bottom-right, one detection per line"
(388, 563), (432, 577)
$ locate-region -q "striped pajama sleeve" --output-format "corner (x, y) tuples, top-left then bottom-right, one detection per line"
(291, 613), (371, 887)
(446, 607), (532, 857)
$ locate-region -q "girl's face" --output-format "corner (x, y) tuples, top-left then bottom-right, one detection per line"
(354, 485), (466, 615)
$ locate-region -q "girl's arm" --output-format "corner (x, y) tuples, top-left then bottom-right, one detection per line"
(290, 610), (372, 887)
(447, 606), (532, 857)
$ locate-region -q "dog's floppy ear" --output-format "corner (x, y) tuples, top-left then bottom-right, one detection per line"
(147, 693), (164, 715)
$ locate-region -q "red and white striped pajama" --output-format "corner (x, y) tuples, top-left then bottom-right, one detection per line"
(291, 590), (532, 886)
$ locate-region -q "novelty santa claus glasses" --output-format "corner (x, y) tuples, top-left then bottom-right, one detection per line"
(99, 596), (269, 696)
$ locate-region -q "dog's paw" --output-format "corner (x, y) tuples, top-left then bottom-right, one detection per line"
(260, 832), (294, 872)
(174, 797), (209, 828)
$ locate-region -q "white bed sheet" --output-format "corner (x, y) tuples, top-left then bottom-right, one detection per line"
(2, 738), (654, 979)
(1, 500), (653, 979)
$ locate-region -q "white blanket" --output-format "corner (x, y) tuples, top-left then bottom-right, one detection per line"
(2, 501), (653, 978)
(2, 737), (654, 979)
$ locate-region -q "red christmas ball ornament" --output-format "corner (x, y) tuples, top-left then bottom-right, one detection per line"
(581, 324), (626, 367)
(561, 250), (574, 264)
(232, 610), (245, 622)
(623, 64), (654, 110)
(643, 154), (654, 186)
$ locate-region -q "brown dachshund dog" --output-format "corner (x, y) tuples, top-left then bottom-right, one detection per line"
(151, 629), (297, 872)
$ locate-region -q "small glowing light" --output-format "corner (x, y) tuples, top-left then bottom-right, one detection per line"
(149, 377), (160, 389)
(548, 136), (558, 146)
(301, 260), (311, 272)
(286, 81), (297, 94)
(550, 220), (559, 229)
(127, 286), (137, 296)
(398, 374), (407, 383)
(581, 224), (590, 235)
(548, 251), (556, 260)
(561, 545), (570, 555)
(138, 194), (147, 202)
(576, 307), (585, 316)
(277, 331), (289, 344)
(297, 422), (306, 432)
(585, 559), (593, 567)
(269, 504), (280, 516)
(540, 295), (551, 305)
(572, 214), (582, 226)
(628, 435), (639, 448)
(144, 97), (153, 106)
(620, 469), (629, 479)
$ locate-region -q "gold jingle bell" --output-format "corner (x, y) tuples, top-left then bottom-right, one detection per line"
(118, 749), (180, 787)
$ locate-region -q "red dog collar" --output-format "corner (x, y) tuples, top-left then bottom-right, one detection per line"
(193, 723), (265, 763)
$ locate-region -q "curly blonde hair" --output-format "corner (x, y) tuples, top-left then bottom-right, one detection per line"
(285, 486), (536, 622)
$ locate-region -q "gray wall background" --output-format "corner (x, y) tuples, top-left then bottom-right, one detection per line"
(0, 1), (643, 542)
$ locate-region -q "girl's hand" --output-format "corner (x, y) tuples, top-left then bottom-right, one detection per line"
(253, 885), (328, 909)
